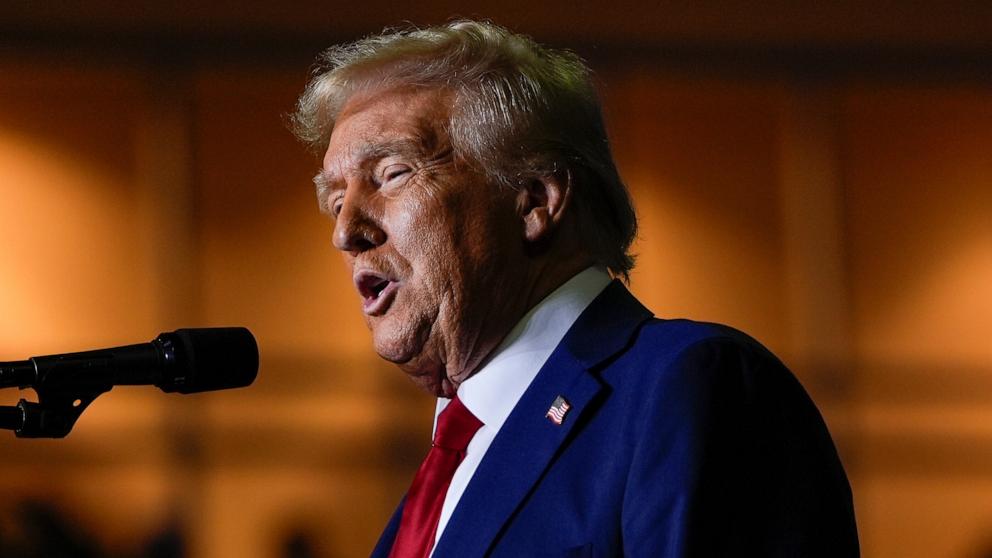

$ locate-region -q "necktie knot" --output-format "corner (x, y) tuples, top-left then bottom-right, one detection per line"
(432, 396), (483, 452)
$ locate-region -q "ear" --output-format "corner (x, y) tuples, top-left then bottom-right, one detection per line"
(515, 168), (573, 243)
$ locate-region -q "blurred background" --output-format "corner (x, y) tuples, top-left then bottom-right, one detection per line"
(0, 2), (990, 557)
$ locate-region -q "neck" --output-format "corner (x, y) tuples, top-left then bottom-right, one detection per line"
(521, 255), (596, 315)
(442, 254), (594, 396)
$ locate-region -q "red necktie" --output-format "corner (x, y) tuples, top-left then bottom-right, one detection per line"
(389, 396), (483, 558)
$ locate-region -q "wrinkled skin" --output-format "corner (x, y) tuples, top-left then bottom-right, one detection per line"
(319, 86), (589, 396)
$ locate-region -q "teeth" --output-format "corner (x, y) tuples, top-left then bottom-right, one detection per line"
(371, 279), (388, 297)
(356, 271), (394, 305)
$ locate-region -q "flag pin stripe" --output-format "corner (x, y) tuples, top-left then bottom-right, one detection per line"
(546, 395), (571, 425)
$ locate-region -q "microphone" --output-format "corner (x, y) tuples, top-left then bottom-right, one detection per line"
(0, 328), (258, 437)
(0, 327), (258, 394)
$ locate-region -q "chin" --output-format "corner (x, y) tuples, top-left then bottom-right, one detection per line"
(372, 342), (411, 365)
(370, 322), (420, 363)
(370, 315), (449, 395)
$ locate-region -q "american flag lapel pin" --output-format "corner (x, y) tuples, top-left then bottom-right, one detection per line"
(545, 395), (571, 426)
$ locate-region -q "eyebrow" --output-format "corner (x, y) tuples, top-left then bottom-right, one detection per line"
(313, 135), (442, 203)
(313, 168), (335, 199)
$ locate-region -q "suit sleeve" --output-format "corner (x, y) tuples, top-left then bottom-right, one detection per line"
(620, 336), (859, 557)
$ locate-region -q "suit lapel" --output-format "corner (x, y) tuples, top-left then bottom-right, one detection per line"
(432, 281), (652, 557)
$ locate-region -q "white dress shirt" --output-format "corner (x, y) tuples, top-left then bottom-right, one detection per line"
(429, 266), (612, 553)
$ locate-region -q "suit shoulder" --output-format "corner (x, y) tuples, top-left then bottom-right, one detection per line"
(632, 318), (779, 365)
(604, 317), (800, 410)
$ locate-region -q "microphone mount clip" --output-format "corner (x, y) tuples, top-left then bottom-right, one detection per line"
(15, 382), (112, 438)
(0, 359), (114, 438)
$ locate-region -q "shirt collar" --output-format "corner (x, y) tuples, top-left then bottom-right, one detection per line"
(435, 266), (612, 430)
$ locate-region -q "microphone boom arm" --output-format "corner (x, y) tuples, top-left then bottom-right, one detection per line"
(0, 339), (168, 438)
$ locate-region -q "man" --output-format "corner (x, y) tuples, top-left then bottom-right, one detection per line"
(292, 21), (859, 557)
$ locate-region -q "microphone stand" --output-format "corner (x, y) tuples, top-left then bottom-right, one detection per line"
(0, 361), (111, 438)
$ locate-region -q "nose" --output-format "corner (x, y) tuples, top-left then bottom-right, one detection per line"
(332, 188), (385, 254)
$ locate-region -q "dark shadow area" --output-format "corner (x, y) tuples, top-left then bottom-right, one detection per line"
(0, 500), (187, 558)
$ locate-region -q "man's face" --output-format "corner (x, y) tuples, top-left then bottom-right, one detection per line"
(319, 86), (529, 396)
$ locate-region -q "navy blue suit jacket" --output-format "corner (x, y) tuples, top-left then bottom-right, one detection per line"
(373, 281), (859, 557)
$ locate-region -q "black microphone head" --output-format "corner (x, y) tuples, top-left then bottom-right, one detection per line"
(157, 327), (259, 394)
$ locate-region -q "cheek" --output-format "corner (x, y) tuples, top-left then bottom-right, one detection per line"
(390, 178), (517, 297)
(392, 195), (459, 269)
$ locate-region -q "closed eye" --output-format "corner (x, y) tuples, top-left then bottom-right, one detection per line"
(386, 167), (410, 181)
(379, 163), (412, 187)
(329, 193), (344, 218)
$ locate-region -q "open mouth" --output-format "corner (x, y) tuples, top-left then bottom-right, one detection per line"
(355, 270), (399, 315)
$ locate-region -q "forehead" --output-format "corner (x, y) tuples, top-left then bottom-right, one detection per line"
(322, 86), (454, 170)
